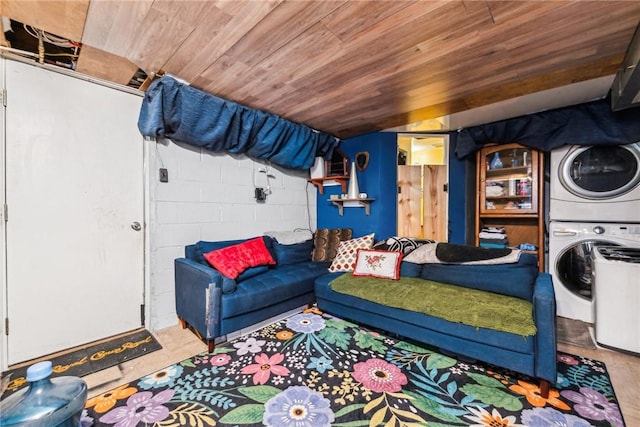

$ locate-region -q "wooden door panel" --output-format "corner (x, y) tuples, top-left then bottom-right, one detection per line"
(397, 165), (422, 238)
(423, 165), (448, 242)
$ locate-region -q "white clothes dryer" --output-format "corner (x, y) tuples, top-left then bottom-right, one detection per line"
(548, 221), (640, 323)
(549, 143), (640, 223)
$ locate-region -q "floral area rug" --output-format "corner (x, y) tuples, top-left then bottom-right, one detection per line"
(83, 308), (625, 427)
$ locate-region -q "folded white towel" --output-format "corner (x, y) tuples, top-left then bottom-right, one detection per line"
(479, 231), (508, 239)
(486, 186), (504, 196)
(265, 230), (312, 245)
(482, 226), (505, 233)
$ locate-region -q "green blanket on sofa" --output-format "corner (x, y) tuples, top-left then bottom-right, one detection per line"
(330, 274), (536, 336)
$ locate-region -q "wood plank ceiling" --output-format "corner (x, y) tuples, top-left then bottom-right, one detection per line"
(1, 1), (639, 139)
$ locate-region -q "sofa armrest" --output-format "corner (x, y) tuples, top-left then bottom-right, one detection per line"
(532, 272), (557, 382)
(177, 258), (238, 293)
(174, 258), (228, 341)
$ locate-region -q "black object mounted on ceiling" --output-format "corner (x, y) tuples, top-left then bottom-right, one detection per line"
(611, 21), (640, 112)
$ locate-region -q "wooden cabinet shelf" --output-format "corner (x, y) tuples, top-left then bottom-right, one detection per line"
(480, 213), (539, 219)
(485, 165), (530, 177)
(486, 195), (532, 200)
(476, 143), (544, 271)
(307, 176), (348, 194)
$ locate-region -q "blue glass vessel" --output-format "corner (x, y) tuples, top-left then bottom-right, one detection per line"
(0, 361), (88, 426)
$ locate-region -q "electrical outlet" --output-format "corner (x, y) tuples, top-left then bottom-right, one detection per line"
(159, 168), (169, 183)
(255, 187), (266, 202)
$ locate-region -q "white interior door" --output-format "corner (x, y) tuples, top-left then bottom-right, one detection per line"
(0, 58), (6, 371)
(4, 60), (144, 365)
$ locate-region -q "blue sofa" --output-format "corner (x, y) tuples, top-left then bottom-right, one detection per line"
(175, 236), (330, 352)
(314, 253), (557, 398)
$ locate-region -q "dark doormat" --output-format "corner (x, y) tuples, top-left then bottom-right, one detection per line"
(557, 316), (597, 349)
(1, 329), (162, 398)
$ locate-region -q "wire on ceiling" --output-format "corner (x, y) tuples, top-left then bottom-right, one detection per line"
(22, 24), (79, 67)
(22, 24), (79, 48)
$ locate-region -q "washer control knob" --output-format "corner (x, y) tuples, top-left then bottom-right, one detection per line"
(593, 226), (605, 235)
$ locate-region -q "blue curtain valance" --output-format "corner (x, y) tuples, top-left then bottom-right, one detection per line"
(455, 98), (640, 159)
(137, 76), (340, 170)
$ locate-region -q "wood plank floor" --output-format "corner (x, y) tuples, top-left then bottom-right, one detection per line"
(84, 321), (639, 426)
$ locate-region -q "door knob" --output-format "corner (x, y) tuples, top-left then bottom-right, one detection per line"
(131, 222), (142, 231)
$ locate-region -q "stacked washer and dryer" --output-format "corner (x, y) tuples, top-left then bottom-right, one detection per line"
(549, 143), (640, 355)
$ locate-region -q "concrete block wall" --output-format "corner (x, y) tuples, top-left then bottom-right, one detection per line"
(148, 139), (317, 330)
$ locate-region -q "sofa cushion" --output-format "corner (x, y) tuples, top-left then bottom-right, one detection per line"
(400, 261), (422, 278)
(330, 274), (536, 336)
(419, 253), (539, 300)
(272, 239), (313, 265)
(204, 237), (275, 279)
(352, 249), (402, 280)
(312, 228), (353, 262)
(219, 265), (271, 294)
(328, 233), (375, 272)
(236, 265), (269, 282)
(221, 262), (330, 318)
(314, 273), (534, 353)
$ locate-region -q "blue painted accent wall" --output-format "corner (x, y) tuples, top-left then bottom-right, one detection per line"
(317, 132), (398, 240)
(447, 132), (468, 244)
(317, 131), (470, 242)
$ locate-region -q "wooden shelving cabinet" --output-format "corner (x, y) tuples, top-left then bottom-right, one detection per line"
(475, 143), (544, 271)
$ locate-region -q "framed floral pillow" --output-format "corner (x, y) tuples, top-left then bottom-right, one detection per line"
(352, 249), (403, 280)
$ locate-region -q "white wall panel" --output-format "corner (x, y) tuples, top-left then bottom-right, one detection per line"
(148, 138), (317, 331)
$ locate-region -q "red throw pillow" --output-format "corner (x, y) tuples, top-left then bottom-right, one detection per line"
(204, 237), (275, 279)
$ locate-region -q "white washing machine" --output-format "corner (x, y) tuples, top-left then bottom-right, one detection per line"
(592, 246), (640, 355)
(548, 221), (640, 323)
(550, 143), (640, 222)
